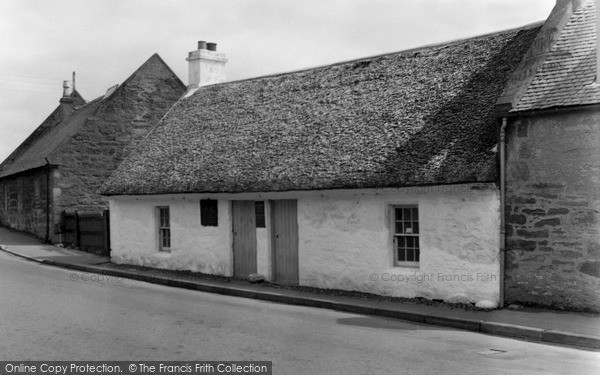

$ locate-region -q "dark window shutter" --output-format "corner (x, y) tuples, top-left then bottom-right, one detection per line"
(200, 199), (218, 226)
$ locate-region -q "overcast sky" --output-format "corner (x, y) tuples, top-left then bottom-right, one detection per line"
(0, 0), (555, 163)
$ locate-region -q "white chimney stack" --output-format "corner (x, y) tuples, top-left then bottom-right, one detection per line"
(62, 80), (72, 97)
(186, 40), (227, 89)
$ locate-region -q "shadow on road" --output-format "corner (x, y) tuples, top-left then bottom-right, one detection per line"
(337, 316), (438, 331)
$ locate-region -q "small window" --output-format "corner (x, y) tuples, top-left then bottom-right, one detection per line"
(255, 201), (266, 228)
(393, 206), (419, 266)
(200, 199), (218, 226)
(158, 206), (170, 252)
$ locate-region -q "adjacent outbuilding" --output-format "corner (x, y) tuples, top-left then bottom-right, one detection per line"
(0, 54), (186, 252)
(497, 0), (600, 312)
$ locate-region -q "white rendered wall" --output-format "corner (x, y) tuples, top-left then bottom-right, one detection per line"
(297, 185), (501, 303)
(109, 196), (233, 276)
(256, 201), (272, 279)
(108, 183), (500, 302)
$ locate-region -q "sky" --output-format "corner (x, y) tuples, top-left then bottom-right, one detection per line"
(0, 0), (556, 163)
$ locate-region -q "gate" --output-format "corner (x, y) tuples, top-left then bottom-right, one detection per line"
(60, 210), (110, 255)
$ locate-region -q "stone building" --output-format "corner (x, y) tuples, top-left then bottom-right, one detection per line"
(100, 28), (539, 306)
(0, 54), (186, 244)
(497, 0), (600, 312)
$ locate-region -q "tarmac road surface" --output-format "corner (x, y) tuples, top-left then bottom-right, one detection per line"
(1, 251), (599, 374)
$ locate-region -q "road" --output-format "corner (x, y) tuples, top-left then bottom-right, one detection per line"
(0, 251), (598, 374)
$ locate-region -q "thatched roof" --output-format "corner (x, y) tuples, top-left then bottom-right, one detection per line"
(101, 25), (540, 196)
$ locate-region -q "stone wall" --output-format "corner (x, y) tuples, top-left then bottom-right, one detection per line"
(0, 56), (184, 244)
(505, 109), (600, 312)
(49, 56), (185, 242)
(0, 169), (50, 240)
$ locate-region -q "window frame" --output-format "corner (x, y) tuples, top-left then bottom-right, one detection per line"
(392, 205), (420, 267)
(157, 206), (171, 252)
(5, 183), (19, 212)
(255, 201), (266, 228)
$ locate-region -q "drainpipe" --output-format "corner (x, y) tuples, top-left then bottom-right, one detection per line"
(499, 117), (507, 307)
(44, 158), (51, 244)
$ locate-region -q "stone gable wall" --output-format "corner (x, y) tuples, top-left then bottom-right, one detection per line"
(0, 57), (185, 244)
(505, 110), (600, 312)
(49, 59), (185, 242)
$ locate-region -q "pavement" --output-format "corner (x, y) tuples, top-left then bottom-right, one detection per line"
(1, 226), (599, 350)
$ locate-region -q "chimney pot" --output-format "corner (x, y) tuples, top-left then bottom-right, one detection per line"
(62, 80), (71, 97)
(186, 40), (227, 91)
(59, 79), (74, 115)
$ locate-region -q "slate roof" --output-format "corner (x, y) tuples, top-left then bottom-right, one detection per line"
(101, 25), (540, 196)
(0, 54), (184, 179)
(0, 91), (91, 178)
(510, 0), (600, 111)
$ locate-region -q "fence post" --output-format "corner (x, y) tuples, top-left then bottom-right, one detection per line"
(60, 210), (66, 245)
(103, 209), (110, 254)
(75, 210), (80, 248)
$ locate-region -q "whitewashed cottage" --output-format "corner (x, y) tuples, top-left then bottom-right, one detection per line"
(100, 25), (541, 306)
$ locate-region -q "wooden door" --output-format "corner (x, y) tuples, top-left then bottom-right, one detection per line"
(232, 200), (257, 278)
(271, 199), (299, 285)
